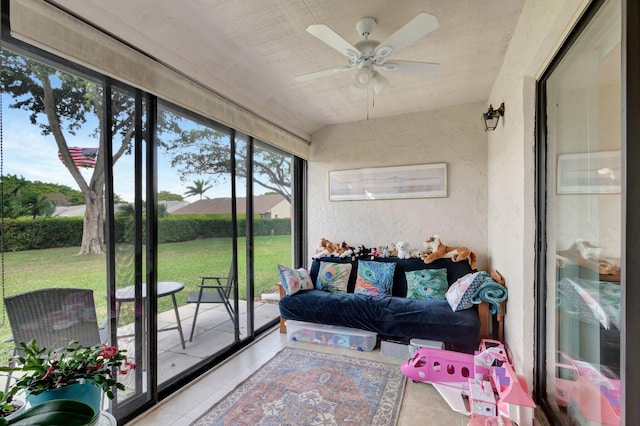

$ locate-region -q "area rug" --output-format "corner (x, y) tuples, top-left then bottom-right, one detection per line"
(190, 346), (406, 426)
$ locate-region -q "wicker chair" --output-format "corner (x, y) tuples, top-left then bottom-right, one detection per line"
(4, 288), (107, 357)
(3, 288), (108, 393)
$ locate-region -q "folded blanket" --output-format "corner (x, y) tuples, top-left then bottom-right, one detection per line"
(471, 278), (508, 314)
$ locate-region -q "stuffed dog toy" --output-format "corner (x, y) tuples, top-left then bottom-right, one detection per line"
(420, 235), (477, 269)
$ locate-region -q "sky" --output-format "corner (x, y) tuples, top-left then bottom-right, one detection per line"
(1, 96), (254, 203)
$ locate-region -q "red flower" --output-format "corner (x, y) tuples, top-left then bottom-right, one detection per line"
(119, 360), (136, 375)
(42, 365), (57, 380)
(87, 363), (103, 371)
(100, 344), (118, 359)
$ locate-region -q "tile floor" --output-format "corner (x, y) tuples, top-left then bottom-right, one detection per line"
(126, 327), (469, 425)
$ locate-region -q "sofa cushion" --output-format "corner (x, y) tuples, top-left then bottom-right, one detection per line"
(354, 260), (396, 297)
(405, 268), (448, 300)
(315, 261), (352, 293)
(277, 264), (314, 296)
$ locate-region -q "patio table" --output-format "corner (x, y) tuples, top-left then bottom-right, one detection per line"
(115, 281), (186, 349)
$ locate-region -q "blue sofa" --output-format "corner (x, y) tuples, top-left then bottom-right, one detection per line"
(279, 256), (481, 350)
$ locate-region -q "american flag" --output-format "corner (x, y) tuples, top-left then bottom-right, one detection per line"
(58, 147), (98, 168)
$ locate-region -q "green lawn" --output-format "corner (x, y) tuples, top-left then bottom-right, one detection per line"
(0, 235), (292, 348)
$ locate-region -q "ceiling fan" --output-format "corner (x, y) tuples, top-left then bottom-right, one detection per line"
(295, 12), (440, 96)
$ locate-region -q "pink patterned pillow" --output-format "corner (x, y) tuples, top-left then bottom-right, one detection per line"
(445, 272), (484, 311)
(277, 264), (314, 295)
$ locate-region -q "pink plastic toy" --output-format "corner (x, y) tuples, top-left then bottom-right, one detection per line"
(401, 346), (475, 383)
(400, 339), (536, 421)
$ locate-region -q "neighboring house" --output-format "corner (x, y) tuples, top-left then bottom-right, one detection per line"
(52, 204), (86, 217)
(53, 200), (191, 217)
(172, 194), (290, 219)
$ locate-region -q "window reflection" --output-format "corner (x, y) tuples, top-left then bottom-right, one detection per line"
(545, 1), (621, 424)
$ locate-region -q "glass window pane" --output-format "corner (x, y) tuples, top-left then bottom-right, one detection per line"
(252, 140), (292, 329)
(156, 102), (237, 385)
(544, 1), (621, 424)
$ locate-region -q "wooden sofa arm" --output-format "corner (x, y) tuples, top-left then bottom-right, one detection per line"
(278, 284), (287, 333)
(478, 269), (507, 341)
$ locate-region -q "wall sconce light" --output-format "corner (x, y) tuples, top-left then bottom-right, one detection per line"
(482, 103), (505, 131)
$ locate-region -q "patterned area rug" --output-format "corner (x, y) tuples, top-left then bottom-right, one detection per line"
(191, 347), (406, 426)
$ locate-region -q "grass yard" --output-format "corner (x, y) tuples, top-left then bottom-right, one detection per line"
(0, 235), (292, 349)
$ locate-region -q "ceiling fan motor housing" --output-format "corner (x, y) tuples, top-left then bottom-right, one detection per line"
(356, 17), (376, 38)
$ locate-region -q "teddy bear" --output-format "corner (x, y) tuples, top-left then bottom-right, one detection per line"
(420, 235), (477, 269)
(396, 241), (412, 259)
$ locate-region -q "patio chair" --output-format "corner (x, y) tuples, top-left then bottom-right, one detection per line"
(3, 288), (107, 390)
(4, 288), (107, 350)
(187, 262), (236, 342)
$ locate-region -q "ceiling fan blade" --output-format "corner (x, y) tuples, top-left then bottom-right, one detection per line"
(294, 65), (353, 82)
(374, 12), (439, 60)
(379, 60), (440, 76)
(306, 24), (360, 59)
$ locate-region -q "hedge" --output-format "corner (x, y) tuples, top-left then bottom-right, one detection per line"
(0, 216), (291, 252)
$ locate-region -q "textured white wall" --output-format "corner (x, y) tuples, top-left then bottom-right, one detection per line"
(486, 0), (589, 424)
(308, 103), (489, 269)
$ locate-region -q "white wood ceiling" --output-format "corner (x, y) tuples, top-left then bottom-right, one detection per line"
(49, 0), (525, 140)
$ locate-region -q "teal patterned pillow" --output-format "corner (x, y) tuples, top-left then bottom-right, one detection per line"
(316, 262), (352, 293)
(354, 260), (396, 297)
(405, 269), (449, 300)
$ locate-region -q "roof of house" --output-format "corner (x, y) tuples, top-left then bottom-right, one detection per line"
(172, 194), (287, 215)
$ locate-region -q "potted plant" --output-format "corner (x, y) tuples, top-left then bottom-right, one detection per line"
(2, 339), (135, 418)
(1, 399), (95, 426)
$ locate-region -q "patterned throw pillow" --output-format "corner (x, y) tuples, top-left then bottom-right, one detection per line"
(277, 264), (314, 296)
(316, 262), (352, 293)
(405, 268), (449, 300)
(445, 271), (485, 311)
(354, 260), (396, 297)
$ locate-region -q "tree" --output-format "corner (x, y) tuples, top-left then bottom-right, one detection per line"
(1, 50), (136, 254)
(158, 190), (183, 201)
(159, 128), (292, 202)
(20, 193), (54, 219)
(183, 179), (212, 200)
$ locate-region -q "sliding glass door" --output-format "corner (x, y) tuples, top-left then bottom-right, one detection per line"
(538, 0), (622, 424)
(0, 40), (299, 421)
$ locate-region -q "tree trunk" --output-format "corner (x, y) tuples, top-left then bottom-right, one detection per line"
(78, 189), (105, 255)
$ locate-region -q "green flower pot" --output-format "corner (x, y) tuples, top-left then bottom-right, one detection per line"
(26, 382), (101, 417)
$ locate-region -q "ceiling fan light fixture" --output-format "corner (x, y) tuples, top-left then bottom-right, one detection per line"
(373, 72), (389, 95)
(356, 67), (372, 84)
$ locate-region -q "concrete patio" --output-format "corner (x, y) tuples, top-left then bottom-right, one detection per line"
(117, 297), (281, 387)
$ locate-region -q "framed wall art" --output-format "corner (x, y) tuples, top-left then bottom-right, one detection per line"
(329, 163), (447, 201)
(557, 151), (621, 194)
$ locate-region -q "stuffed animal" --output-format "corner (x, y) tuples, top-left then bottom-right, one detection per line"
(314, 237), (339, 258)
(353, 245), (370, 260)
(421, 235), (477, 269)
(370, 247), (378, 259)
(389, 242), (398, 257)
(379, 245), (391, 258)
(396, 241), (412, 259)
(338, 241), (354, 259)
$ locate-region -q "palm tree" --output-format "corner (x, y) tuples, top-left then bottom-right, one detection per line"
(184, 179), (212, 200)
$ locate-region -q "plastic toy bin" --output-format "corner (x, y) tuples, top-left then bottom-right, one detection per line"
(285, 320), (377, 351)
